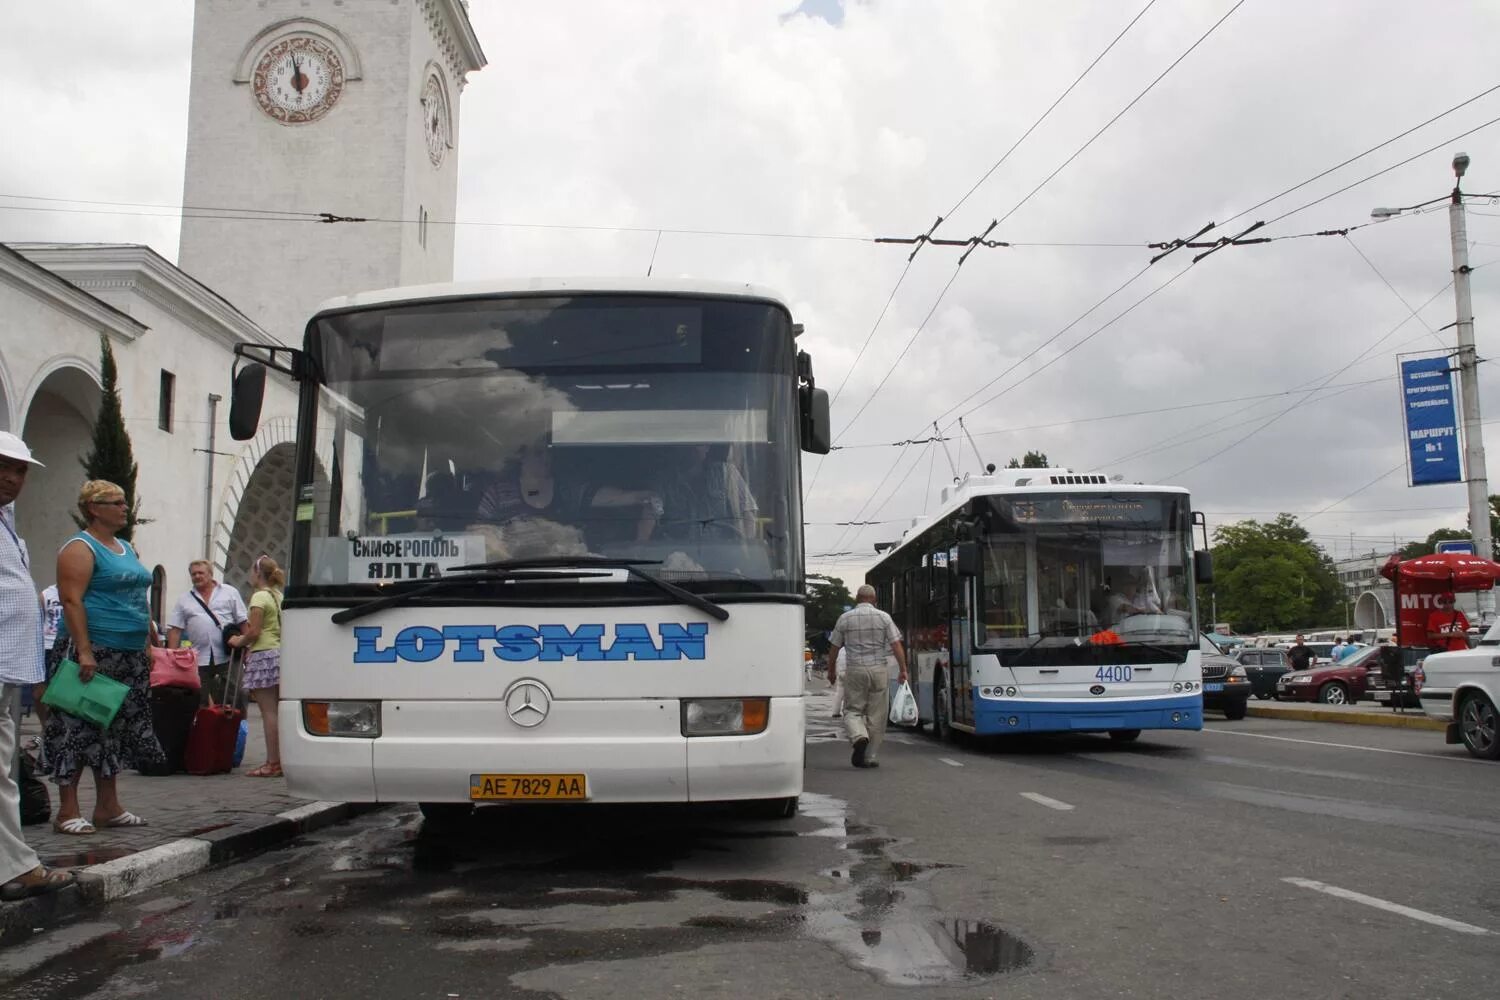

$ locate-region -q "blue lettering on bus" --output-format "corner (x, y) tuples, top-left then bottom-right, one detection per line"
(350, 623), (709, 663)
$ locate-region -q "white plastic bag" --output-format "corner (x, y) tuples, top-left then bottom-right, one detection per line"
(889, 680), (919, 726)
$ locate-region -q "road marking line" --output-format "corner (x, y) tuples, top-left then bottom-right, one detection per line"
(1020, 792), (1075, 811)
(1282, 878), (1491, 935)
(939, 757), (964, 767)
(1205, 728), (1484, 762)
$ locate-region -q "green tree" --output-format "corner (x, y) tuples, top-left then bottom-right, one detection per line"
(1006, 450), (1050, 469)
(1201, 514), (1341, 634)
(1399, 527), (1470, 560)
(75, 334), (143, 541)
(805, 574), (853, 652)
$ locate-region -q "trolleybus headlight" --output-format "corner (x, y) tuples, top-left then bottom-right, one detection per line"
(682, 698), (770, 737)
(1173, 682), (1183, 693)
(304, 700), (381, 738)
(1006, 686), (1018, 697)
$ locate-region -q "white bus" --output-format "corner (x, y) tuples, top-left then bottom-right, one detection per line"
(227, 279), (831, 821)
(866, 469), (1212, 742)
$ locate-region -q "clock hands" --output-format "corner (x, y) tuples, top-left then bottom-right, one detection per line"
(290, 52), (307, 95)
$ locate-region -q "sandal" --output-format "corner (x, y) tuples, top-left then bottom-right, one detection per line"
(245, 763), (283, 778)
(0, 867), (76, 901)
(52, 817), (95, 836)
(93, 811), (148, 828)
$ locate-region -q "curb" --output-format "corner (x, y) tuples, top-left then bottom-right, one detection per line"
(1246, 705), (1446, 731)
(0, 801), (378, 946)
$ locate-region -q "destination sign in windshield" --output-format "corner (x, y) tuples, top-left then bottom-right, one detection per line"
(1000, 496), (1165, 525)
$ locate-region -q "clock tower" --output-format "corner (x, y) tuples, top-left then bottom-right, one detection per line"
(178, 1), (485, 343)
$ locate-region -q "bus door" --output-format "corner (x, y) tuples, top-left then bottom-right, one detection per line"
(949, 565), (975, 726)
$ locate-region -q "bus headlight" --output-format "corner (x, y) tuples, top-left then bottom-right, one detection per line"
(682, 698), (769, 737)
(304, 700), (381, 738)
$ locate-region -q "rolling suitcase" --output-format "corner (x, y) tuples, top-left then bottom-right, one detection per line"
(184, 653), (244, 775)
(140, 685), (200, 776)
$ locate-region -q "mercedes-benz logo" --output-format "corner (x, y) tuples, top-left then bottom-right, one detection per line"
(504, 679), (552, 728)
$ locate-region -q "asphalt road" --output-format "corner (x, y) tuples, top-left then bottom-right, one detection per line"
(3, 691), (1497, 999)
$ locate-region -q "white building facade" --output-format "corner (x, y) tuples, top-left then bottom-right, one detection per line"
(0, 0), (484, 606)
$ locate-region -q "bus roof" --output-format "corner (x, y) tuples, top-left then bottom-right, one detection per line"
(869, 470), (1190, 568)
(311, 277), (793, 316)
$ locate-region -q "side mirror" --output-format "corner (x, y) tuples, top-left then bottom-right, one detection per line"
(955, 540), (980, 577)
(802, 387), (831, 455)
(1194, 549), (1213, 585)
(229, 363), (267, 441)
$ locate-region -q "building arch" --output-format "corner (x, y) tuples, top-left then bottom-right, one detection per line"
(213, 416), (330, 588)
(15, 363), (106, 581)
(1353, 590), (1391, 630)
(0, 348), (15, 432)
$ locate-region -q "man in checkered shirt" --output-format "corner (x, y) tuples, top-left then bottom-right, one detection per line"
(825, 585), (908, 768)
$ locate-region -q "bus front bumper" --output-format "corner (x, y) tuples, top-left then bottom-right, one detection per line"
(972, 693), (1203, 734)
(279, 697), (804, 805)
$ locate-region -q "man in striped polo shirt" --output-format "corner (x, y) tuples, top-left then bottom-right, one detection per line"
(826, 585), (908, 769)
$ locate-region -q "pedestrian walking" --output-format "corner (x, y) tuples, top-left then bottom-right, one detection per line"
(227, 555), (283, 778)
(43, 480), (163, 835)
(826, 585), (907, 769)
(165, 559), (247, 706)
(0, 432), (75, 896)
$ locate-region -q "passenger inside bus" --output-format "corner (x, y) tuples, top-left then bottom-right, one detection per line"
(1106, 576), (1161, 624)
(648, 443), (759, 543)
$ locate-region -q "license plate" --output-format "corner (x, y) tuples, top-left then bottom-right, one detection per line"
(1204, 683), (1223, 692)
(469, 774), (587, 801)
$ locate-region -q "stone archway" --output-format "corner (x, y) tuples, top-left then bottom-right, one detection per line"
(17, 363), (102, 582)
(215, 416), (330, 591)
(1353, 590), (1390, 630)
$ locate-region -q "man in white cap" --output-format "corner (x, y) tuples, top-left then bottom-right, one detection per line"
(0, 432), (74, 899)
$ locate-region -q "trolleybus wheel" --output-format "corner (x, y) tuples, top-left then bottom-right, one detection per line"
(932, 672), (956, 744)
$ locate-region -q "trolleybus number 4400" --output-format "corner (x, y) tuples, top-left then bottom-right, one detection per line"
(1095, 665), (1133, 683)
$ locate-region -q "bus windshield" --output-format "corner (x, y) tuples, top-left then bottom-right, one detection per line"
(293, 294), (803, 600)
(975, 492), (1195, 665)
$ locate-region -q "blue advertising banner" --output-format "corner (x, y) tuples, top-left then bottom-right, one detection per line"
(1400, 356), (1462, 486)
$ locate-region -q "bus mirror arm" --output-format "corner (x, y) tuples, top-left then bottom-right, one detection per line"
(228, 344), (308, 442)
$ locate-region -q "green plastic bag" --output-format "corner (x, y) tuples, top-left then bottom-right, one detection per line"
(42, 659), (129, 728)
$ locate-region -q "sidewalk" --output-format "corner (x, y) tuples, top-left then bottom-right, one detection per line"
(1244, 698), (1446, 731)
(2, 703), (365, 944)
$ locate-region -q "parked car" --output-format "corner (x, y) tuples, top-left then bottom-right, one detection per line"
(1417, 626), (1500, 759)
(1199, 634), (1251, 720)
(1275, 653), (1375, 705)
(1235, 646), (1291, 699)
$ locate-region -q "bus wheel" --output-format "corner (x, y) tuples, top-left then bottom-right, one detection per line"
(1108, 729), (1141, 742)
(744, 796), (798, 820)
(419, 802), (474, 826)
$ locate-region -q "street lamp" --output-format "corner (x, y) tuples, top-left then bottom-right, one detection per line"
(1371, 152), (1493, 623)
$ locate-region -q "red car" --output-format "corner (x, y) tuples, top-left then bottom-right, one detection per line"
(1275, 646), (1380, 705)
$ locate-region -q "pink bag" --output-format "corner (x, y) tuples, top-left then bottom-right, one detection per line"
(149, 647), (201, 690)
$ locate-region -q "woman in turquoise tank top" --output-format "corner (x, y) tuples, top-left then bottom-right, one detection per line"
(42, 480), (163, 835)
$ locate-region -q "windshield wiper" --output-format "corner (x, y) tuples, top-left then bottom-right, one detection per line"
(1120, 639), (1186, 661)
(450, 556), (730, 622)
(330, 568), (614, 625)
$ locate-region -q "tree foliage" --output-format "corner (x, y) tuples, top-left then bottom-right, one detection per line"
(1399, 527), (1471, 560)
(1006, 450), (1050, 469)
(1202, 514), (1342, 634)
(805, 575), (853, 651)
(76, 334), (143, 541)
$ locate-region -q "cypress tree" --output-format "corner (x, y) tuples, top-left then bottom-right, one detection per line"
(76, 334), (143, 541)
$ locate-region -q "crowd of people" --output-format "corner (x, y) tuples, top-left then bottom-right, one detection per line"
(0, 430), (283, 902)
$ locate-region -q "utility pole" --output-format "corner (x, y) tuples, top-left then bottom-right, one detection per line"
(1450, 152), (1494, 623)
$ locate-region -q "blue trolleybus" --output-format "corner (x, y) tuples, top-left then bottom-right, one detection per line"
(866, 468), (1213, 742)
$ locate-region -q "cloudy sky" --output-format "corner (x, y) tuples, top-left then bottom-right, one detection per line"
(6, 0), (1500, 586)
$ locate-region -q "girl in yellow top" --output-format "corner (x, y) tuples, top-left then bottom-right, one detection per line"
(228, 555), (283, 777)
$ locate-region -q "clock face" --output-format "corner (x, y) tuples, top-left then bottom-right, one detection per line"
(252, 36), (345, 124)
(421, 74), (450, 166)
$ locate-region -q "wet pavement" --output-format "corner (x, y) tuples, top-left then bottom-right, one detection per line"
(0, 791), (1036, 1000)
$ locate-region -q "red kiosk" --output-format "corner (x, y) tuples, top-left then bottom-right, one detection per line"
(1378, 552), (1500, 705)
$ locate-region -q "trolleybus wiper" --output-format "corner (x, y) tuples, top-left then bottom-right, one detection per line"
(329, 568), (614, 625)
(450, 556), (731, 622)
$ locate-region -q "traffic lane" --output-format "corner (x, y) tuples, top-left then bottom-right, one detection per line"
(807, 726), (1498, 999)
(0, 797), (1042, 1000)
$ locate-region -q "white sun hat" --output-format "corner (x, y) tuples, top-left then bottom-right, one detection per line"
(0, 431), (44, 467)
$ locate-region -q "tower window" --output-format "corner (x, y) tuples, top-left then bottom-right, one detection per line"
(159, 370), (176, 432)
(419, 206), (429, 249)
